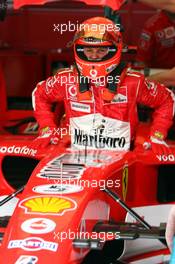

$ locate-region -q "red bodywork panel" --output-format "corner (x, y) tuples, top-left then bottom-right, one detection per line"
(0, 124), (174, 263)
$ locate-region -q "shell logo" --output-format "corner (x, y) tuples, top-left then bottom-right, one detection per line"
(19, 196), (77, 216)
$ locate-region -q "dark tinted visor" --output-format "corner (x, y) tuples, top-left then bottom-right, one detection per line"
(75, 44), (118, 62)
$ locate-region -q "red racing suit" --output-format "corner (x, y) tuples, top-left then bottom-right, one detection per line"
(136, 11), (175, 68)
(32, 66), (174, 151)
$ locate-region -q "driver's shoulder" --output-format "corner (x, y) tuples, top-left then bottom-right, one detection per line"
(54, 66), (75, 76)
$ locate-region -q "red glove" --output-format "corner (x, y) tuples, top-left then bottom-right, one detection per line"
(31, 126), (60, 149)
(134, 130), (171, 156)
(143, 136), (171, 156)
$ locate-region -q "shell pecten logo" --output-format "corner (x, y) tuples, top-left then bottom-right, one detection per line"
(19, 196), (77, 216)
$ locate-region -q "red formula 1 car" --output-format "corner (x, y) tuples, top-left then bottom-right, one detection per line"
(0, 121), (174, 264)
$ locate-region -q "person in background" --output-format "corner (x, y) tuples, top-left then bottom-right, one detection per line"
(135, 0), (175, 13)
(166, 205), (175, 251)
(149, 66), (175, 85)
(136, 9), (175, 68)
(132, 0), (175, 79)
(135, 3), (175, 256)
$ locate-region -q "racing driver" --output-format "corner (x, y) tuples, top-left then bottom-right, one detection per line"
(32, 17), (174, 154)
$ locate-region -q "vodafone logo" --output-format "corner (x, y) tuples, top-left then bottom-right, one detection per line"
(68, 84), (77, 97)
(21, 218), (56, 234)
(66, 83), (78, 100)
(156, 154), (175, 162)
(90, 69), (97, 78)
(0, 145), (37, 156)
(164, 26), (175, 39)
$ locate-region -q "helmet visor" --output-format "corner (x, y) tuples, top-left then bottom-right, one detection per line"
(75, 44), (118, 62)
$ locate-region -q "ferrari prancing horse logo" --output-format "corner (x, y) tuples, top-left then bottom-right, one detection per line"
(122, 164), (128, 201)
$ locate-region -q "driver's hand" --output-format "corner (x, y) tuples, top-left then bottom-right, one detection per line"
(143, 136), (171, 156)
(31, 126), (60, 149)
(134, 131), (171, 156)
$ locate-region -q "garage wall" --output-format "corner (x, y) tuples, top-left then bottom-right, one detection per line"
(0, 2), (156, 97)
